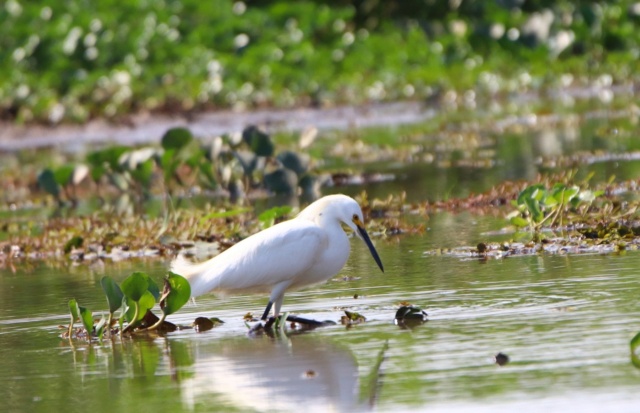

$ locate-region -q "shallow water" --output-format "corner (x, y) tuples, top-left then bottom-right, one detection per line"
(2, 99), (640, 411)
(2, 212), (640, 412)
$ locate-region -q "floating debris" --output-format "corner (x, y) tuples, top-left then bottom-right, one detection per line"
(193, 317), (224, 333)
(394, 305), (428, 328)
(341, 310), (366, 326)
(494, 352), (510, 366)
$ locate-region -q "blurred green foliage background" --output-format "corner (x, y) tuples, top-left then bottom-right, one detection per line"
(1, 0), (638, 123)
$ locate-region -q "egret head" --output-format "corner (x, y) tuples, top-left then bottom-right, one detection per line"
(299, 194), (385, 273)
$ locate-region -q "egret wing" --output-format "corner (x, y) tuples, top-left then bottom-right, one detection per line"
(210, 219), (327, 294)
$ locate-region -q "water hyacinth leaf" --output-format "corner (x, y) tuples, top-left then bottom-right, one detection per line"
(101, 276), (124, 314)
(199, 207), (251, 223)
(299, 174), (322, 199)
(160, 273), (191, 316)
(522, 196), (544, 223)
(129, 158), (155, 187)
(95, 315), (107, 342)
(197, 160), (218, 189)
(37, 169), (60, 198)
(242, 125), (274, 157)
(63, 235), (83, 254)
(68, 299), (80, 335)
(542, 194), (559, 208)
(258, 205), (293, 228)
(276, 151), (309, 176)
(161, 127), (193, 151)
(235, 150), (257, 176)
(119, 296), (128, 331)
(510, 215), (529, 228)
(121, 271), (150, 302)
(87, 146), (129, 175)
(125, 290), (156, 322)
(53, 164), (75, 186)
(516, 184), (545, 206)
(78, 305), (94, 336)
(264, 167), (298, 195)
(160, 148), (176, 170)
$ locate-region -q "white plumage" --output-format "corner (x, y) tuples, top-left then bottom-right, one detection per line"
(171, 194), (384, 320)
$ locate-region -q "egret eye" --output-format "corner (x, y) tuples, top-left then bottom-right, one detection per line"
(352, 214), (358, 220)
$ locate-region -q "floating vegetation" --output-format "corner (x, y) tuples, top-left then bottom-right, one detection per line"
(64, 271), (192, 342)
(341, 310), (366, 326)
(4, 171), (640, 264)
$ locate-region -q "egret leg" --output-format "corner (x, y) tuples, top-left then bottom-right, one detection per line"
(261, 281), (290, 321)
(261, 301), (273, 321)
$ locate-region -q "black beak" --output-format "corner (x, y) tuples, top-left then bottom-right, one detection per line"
(356, 224), (384, 272)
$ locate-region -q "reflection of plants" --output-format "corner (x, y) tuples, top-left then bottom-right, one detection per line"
(508, 182), (603, 235)
(67, 271), (190, 342)
(631, 332), (640, 368)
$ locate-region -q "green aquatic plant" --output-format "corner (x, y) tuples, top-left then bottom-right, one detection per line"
(100, 276), (124, 330)
(68, 271), (191, 341)
(37, 164), (89, 204)
(121, 271), (159, 333)
(149, 272), (191, 330)
(258, 205), (293, 229)
(507, 182), (603, 235)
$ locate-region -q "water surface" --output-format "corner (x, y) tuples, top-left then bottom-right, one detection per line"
(2, 212), (640, 412)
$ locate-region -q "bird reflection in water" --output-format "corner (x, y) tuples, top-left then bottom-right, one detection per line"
(180, 333), (363, 412)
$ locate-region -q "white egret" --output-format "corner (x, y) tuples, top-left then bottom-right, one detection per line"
(171, 194), (384, 320)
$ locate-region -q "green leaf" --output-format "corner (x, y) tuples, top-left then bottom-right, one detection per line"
(516, 184), (545, 206)
(160, 148), (177, 182)
(119, 296), (128, 331)
(276, 150), (309, 176)
(53, 164), (75, 186)
(78, 305), (94, 336)
(101, 276), (124, 314)
(542, 194), (559, 207)
(95, 315), (107, 342)
(523, 196), (544, 223)
(160, 273), (192, 316)
(161, 127), (194, 151)
(199, 207), (251, 224)
(242, 125), (274, 157)
(121, 272), (150, 302)
(69, 299), (80, 325)
(87, 146), (129, 173)
(130, 158), (155, 187)
(510, 216), (530, 228)
(37, 169), (60, 198)
(63, 235), (83, 254)
(125, 290), (156, 322)
(258, 205), (293, 228)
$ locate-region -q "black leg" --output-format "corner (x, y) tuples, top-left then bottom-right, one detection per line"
(261, 301), (273, 321)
